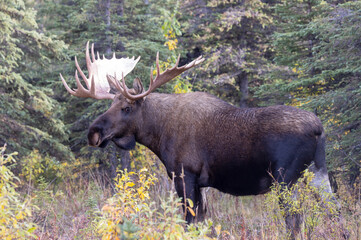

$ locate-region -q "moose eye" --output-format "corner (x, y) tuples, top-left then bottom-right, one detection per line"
(122, 106), (131, 113)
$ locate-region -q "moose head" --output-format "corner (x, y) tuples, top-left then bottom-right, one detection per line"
(60, 42), (204, 150)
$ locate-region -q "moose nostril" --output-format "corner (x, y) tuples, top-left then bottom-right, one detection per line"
(88, 128), (102, 146)
(90, 132), (100, 146)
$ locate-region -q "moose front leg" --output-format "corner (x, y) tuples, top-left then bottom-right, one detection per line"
(173, 170), (206, 224)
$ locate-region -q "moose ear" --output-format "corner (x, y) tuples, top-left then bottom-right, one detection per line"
(133, 78), (144, 95)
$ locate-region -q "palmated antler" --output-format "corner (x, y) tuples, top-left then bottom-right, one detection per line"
(61, 42), (204, 101)
(107, 52), (205, 101)
(60, 41), (140, 100)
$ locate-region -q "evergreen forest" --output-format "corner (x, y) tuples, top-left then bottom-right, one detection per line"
(0, 0), (360, 239)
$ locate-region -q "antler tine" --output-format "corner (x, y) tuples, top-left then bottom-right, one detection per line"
(149, 67), (154, 89)
(59, 70), (92, 99)
(74, 70), (88, 92)
(91, 43), (96, 62)
(117, 53), (205, 101)
(85, 41), (92, 74)
(120, 72), (137, 100)
(186, 55), (204, 68)
(156, 52), (160, 77)
(115, 74), (125, 91)
(150, 52), (179, 90)
(59, 73), (77, 96)
(175, 54), (181, 66)
(106, 74), (124, 93)
(75, 56), (91, 89)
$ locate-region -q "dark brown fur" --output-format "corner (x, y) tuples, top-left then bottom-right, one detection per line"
(88, 84), (336, 237)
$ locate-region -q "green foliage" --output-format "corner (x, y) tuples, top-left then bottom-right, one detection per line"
(96, 168), (157, 239)
(0, 0), (72, 161)
(1, 0), (360, 238)
(264, 169), (342, 239)
(273, 0), (327, 67)
(96, 167), (215, 239)
(180, 0), (273, 106)
(0, 145), (37, 239)
(35, 0), (179, 166)
(255, 1), (361, 183)
(20, 149), (67, 186)
(161, 0), (182, 52)
(263, 0), (360, 96)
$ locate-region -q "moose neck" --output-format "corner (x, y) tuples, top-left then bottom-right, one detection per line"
(134, 93), (177, 158)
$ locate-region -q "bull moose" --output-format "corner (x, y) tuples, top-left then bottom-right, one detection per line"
(60, 42), (339, 237)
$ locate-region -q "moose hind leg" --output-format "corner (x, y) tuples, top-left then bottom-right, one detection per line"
(308, 164), (340, 209)
(310, 132), (342, 211)
(285, 212), (302, 240)
(283, 165), (341, 239)
(279, 185), (303, 240)
(308, 164), (349, 238)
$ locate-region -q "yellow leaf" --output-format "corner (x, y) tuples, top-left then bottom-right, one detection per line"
(215, 224), (222, 236)
(186, 198), (194, 208)
(102, 205), (111, 212)
(125, 182), (135, 187)
(13, 219), (17, 228)
(187, 207), (196, 216)
(15, 212), (24, 220)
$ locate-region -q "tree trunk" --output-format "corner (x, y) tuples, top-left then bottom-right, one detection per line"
(116, 0), (124, 17)
(119, 148), (130, 170)
(114, 0), (126, 52)
(108, 146), (131, 179)
(103, 0), (112, 55)
(237, 72), (249, 108)
(107, 144), (131, 192)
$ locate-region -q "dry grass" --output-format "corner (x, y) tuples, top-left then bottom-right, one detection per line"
(23, 157), (360, 240)
(31, 170), (112, 239)
(203, 188), (360, 240)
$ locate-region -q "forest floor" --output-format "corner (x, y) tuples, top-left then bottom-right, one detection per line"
(28, 164), (360, 240)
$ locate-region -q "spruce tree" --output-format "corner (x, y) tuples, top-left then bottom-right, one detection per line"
(256, 1), (361, 185)
(36, 0), (175, 176)
(179, 0), (274, 107)
(0, 0), (72, 160)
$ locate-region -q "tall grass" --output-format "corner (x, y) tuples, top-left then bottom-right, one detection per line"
(4, 145), (360, 239)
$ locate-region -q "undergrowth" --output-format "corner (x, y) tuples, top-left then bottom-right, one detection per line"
(0, 145), (37, 239)
(1, 145), (360, 239)
(96, 168), (215, 239)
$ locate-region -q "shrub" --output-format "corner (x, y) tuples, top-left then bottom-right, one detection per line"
(96, 167), (215, 240)
(0, 145), (37, 239)
(264, 169), (343, 239)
